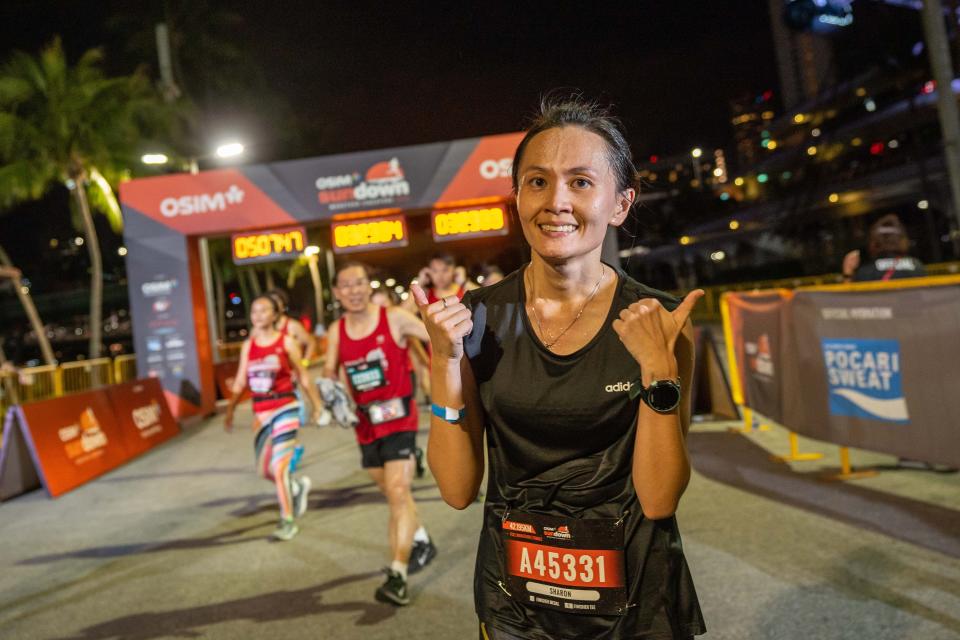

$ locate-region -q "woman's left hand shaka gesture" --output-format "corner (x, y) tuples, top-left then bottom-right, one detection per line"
(612, 290), (704, 382)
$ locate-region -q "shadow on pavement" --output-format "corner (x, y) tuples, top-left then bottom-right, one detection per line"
(18, 522), (271, 565)
(688, 431), (960, 558)
(201, 482), (443, 517)
(53, 571), (395, 640)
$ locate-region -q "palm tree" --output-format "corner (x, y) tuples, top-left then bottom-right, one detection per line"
(0, 247), (56, 365)
(0, 38), (173, 360)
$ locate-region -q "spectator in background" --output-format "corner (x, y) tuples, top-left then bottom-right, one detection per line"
(479, 264), (504, 287)
(842, 214), (927, 282)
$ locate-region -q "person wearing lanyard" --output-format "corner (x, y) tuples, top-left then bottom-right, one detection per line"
(413, 97), (706, 639)
(323, 262), (438, 606)
(225, 293), (324, 541)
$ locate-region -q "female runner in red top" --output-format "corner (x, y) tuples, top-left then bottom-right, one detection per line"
(226, 294), (324, 541)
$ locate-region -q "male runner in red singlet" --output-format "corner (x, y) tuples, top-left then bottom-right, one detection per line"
(323, 262), (438, 606)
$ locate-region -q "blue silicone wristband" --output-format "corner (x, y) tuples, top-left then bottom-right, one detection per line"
(431, 403), (465, 424)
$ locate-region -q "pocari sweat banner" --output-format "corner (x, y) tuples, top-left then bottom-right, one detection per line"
(820, 339), (909, 424)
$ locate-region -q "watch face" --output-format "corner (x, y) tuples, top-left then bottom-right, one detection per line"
(648, 381), (681, 412)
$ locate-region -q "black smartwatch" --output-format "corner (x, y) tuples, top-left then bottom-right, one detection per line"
(630, 378), (682, 413)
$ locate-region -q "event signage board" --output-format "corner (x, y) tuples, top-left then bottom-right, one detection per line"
(431, 206), (510, 242)
(724, 280), (960, 467)
(331, 215), (408, 254)
(231, 226), (307, 265)
(0, 379), (180, 499)
(119, 132), (523, 418)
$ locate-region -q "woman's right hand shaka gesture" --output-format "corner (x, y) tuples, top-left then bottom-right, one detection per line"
(410, 284), (473, 361)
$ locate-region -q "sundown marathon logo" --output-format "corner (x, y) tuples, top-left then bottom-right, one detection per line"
(159, 185), (245, 218)
(314, 158), (411, 209)
(821, 338), (909, 423)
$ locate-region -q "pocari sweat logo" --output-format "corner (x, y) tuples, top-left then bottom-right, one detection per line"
(821, 339), (909, 423)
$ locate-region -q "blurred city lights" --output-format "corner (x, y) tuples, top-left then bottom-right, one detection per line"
(888, 139), (900, 149)
(691, 148), (703, 158)
(856, 87), (867, 97)
(713, 168), (724, 177)
(852, 137), (863, 146)
(679, 236), (691, 245)
(74, 237), (84, 246)
(734, 177), (745, 186)
(400, 292), (409, 301)
(864, 98), (877, 112)
(793, 113), (806, 124)
(304, 245), (320, 257)
(829, 193), (840, 203)
(918, 200), (930, 210)
(394, 285), (404, 294)
(811, 128), (822, 137)
(729, 220), (740, 230)
(385, 278), (396, 287)
(370, 280), (381, 289)
(807, 146), (818, 156)
(141, 153), (169, 165)
(710, 251), (726, 262)
(117, 246), (128, 256)
(757, 173), (769, 183)
(767, 140), (778, 150)
(922, 80), (936, 95)
(49, 238), (58, 248)
(215, 142), (245, 158)
(720, 192), (731, 201)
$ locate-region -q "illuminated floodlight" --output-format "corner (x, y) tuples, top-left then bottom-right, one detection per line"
(691, 148), (703, 158)
(304, 245), (321, 257)
(215, 142), (245, 158)
(141, 153), (169, 165)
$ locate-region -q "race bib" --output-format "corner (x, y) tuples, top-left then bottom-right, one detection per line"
(501, 510), (627, 616)
(365, 397), (408, 425)
(346, 361), (386, 392)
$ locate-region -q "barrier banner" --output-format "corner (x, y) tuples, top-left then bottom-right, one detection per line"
(783, 285), (960, 467)
(7, 388), (129, 498)
(106, 378), (180, 458)
(0, 407), (41, 500)
(691, 328), (739, 420)
(723, 291), (790, 423)
(0, 378), (179, 499)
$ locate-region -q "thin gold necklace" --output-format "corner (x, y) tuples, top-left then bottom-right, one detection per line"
(528, 265), (606, 349)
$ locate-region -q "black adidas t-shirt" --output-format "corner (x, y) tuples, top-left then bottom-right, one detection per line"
(462, 265), (705, 640)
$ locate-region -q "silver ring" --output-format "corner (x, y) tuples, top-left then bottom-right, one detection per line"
(441, 296), (449, 309)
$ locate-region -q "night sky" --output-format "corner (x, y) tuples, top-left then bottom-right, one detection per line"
(1, 1), (783, 162)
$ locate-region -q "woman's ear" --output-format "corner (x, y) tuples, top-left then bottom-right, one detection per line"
(610, 188), (636, 227)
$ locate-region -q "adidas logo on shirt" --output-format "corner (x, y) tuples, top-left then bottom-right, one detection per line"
(605, 381), (633, 393)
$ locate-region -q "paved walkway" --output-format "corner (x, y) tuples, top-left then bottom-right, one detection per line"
(1, 407), (958, 639)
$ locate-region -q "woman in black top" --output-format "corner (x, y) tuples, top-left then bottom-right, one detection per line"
(412, 97), (706, 640)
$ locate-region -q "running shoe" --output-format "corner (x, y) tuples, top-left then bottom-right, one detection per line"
(414, 446), (426, 479)
(407, 539), (438, 575)
(375, 568), (410, 606)
(294, 476), (312, 518)
(316, 408), (333, 427)
(272, 518), (299, 541)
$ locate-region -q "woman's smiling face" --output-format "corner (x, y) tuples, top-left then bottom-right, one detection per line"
(515, 126), (633, 264)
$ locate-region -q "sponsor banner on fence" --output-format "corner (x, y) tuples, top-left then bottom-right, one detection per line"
(783, 285), (960, 466)
(724, 292), (789, 423)
(0, 379), (179, 499)
(726, 280), (960, 467)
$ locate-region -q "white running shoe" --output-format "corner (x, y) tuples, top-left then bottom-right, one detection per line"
(294, 476), (311, 518)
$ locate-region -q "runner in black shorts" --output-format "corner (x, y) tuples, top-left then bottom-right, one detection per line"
(324, 262), (438, 606)
(414, 96), (707, 639)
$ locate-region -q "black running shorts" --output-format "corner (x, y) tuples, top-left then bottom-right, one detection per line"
(360, 430), (417, 468)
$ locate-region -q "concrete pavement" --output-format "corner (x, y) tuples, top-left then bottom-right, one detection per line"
(1, 407), (958, 639)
